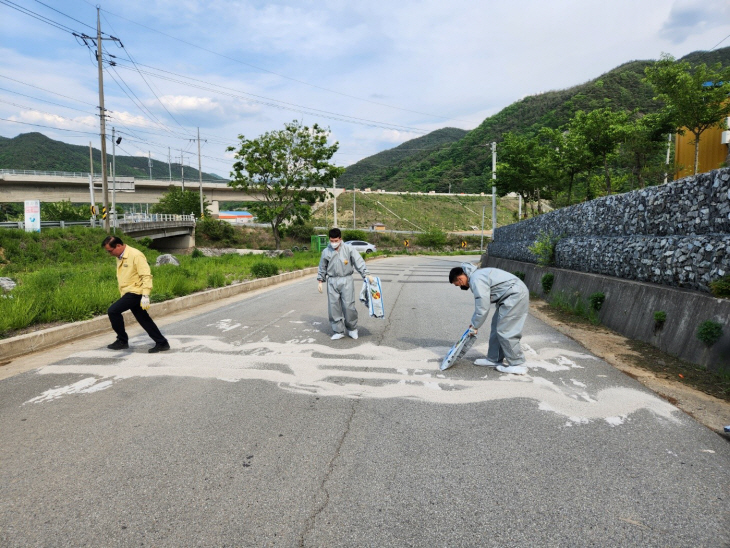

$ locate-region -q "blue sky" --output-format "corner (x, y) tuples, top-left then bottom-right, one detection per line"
(1, 0), (729, 178)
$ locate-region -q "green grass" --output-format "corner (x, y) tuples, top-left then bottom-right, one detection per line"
(0, 228), (323, 338)
(312, 192), (521, 233)
(548, 290), (600, 325)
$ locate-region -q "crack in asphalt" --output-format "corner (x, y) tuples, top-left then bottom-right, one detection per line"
(298, 398), (358, 547)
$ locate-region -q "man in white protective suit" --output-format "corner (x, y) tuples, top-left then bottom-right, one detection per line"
(317, 228), (376, 340)
(449, 263), (530, 375)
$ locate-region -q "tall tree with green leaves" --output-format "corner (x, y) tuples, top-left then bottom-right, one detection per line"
(151, 186), (210, 217)
(496, 132), (540, 217)
(228, 120), (344, 249)
(645, 54), (730, 175)
(620, 111), (674, 188)
(569, 107), (630, 196)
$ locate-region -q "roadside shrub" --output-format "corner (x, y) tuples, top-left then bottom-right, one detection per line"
(709, 275), (730, 298)
(513, 271), (525, 281)
(191, 248), (204, 259)
(207, 271), (226, 288)
(696, 320), (723, 347)
(416, 228), (447, 248)
(541, 273), (554, 294)
(341, 229), (369, 242)
(251, 261), (279, 278)
(549, 290), (599, 325)
(197, 217), (234, 242)
(528, 230), (562, 266)
(284, 219), (315, 242)
(588, 292), (605, 312)
(654, 311), (667, 330)
(138, 237), (153, 248)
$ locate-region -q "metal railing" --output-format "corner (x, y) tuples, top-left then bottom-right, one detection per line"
(119, 213), (196, 223)
(1, 214), (196, 230)
(0, 169), (227, 184)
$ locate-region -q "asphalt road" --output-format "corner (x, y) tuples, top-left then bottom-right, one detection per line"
(1, 255), (728, 547)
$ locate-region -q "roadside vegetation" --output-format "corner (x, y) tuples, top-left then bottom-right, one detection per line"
(0, 227), (322, 339)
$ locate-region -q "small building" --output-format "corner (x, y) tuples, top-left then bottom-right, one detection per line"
(218, 210), (254, 224)
(371, 223), (386, 232)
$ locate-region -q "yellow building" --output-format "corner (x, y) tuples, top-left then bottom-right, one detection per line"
(674, 118), (730, 178)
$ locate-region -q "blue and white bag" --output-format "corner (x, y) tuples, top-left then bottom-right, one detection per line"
(359, 277), (385, 319)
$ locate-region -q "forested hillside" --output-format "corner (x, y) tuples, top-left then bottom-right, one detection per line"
(344, 47), (730, 193)
(338, 127), (467, 189)
(0, 132), (223, 180)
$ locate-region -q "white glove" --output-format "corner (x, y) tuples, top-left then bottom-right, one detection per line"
(318, 281), (323, 293)
(140, 295), (151, 310)
(367, 275), (376, 284)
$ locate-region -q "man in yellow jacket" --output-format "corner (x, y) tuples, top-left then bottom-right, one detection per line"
(102, 236), (170, 353)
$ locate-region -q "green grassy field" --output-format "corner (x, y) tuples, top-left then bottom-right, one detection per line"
(0, 227), (322, 338)
(312, 192), (521, 232)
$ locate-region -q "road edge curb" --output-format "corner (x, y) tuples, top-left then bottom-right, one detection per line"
(1, 266), (319, 361)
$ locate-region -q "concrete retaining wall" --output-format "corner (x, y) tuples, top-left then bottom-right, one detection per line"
(486, 256), (730, 373)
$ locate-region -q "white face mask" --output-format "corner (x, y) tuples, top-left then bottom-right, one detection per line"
(331, 240), (341, 249)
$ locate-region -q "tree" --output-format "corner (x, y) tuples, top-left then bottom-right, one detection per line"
(151, 186), (209, 217)
(228, 120), (344, 249)
(570, 107), (630, 196)
(645, 54), (730, 174)
(620, 111), (674, 188)
(496, 132), (539, 217)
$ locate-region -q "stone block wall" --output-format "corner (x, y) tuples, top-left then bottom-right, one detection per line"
(488, 167), (730, 292)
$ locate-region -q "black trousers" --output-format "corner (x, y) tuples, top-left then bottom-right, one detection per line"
(108, 293), (167, 345)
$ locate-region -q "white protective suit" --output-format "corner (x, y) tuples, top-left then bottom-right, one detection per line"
(461, 262), (529, 366)
(317, 242), (371, 334)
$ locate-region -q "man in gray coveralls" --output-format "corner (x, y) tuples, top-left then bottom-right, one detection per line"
(317, 228), (375, 340)
(449, 262), (530, 375)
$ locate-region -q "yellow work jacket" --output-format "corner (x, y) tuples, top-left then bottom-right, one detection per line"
(116, 245), (153, 296)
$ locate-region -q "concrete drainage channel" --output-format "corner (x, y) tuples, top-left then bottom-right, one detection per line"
(0, 267), (319, 362)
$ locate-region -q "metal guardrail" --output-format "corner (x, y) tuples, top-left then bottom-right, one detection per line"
(0, 168), (92, 178)
(119, 213), (196, 223)
(1, 214), (196, 230)
(0, 169), (226, 184)
(0, 220), (96, 229)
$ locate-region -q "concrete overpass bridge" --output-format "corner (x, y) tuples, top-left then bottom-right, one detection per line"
(0, 170), (346, 215)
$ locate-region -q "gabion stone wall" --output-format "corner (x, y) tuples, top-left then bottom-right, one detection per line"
(488, 167), (730, 292)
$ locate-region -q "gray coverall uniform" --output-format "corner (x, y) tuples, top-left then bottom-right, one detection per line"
(318, 243), (371, 334)
(462, 262), (529, 366)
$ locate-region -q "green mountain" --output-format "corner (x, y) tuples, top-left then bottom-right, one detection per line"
(344, 46), (730, 193)
(0, 132), (224, 181)
(338, 127), (467, 189)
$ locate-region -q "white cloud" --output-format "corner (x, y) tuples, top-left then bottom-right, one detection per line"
(660, 0), (730, 44)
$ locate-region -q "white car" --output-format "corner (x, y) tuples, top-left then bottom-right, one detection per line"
(346, 240), (377, 254)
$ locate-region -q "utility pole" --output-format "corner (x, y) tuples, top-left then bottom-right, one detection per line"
(491, 142), (497, 234)
(333, 179), (337, 228)
(180, 149), (185, 191)
(168, 147), (172, 181)
(112, 127), (117, 230)
(148, 151), (152, 179)
(353, 184), (356, 229)
(192, 128), (206, 216)
(96, 7), (109, 231)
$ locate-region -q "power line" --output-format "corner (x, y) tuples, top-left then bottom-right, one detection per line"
(92, 4), (478, 125)
(0, 74), (97, 107)
(0, 116), (99, 135)
(0, 0), (80, 34)
(32, 0), (96, 32)
(111, 60), (429, 135)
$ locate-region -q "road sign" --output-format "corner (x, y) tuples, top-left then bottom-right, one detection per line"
(24, 200), (40, 233)
(404, 239), (410, 247)
(461, 240), (467, 248)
